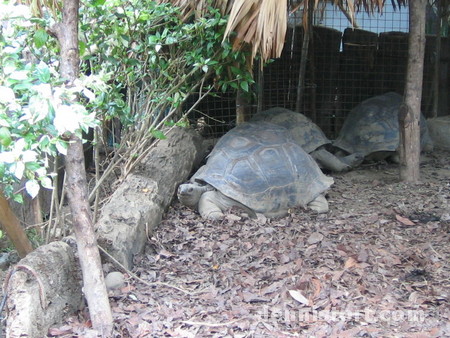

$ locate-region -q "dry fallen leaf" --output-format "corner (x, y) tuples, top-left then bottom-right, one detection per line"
(158, 248), (175, 258)
(395, 214), (415, 226)
(344, 257), (358, 269)
(226, 213), (242, 221)
(47, 326), (74, 336)
(311, 278), (322, 298)
(50, 146), (450, 336)
(288, 289), (309, 306)
(307, 232), (324, 245)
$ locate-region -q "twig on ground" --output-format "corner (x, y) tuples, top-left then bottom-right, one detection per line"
(181, 317), (248, 327)
(98, 245), (207, 295)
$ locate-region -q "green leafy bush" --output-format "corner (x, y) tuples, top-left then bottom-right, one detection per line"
(0, 4), (102, 201)
(0, 1), (254, 200)
(80, 0), (254, 130)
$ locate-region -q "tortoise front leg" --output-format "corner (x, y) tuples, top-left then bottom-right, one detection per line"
(307, 194), (329, 213)
(198, 191), (226, 220)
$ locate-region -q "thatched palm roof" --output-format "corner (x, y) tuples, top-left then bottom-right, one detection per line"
(158, 0), (408, 66)
(25, 0), (408, 66)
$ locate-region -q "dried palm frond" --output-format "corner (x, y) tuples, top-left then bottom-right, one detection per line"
(156, 0), (234, 20)
(154, 0), (409, 68)
(331, 0), (407, 16)
(18, 0), (61, 17)
(223, 0), (287, 67)
(256, 0), (288, 61)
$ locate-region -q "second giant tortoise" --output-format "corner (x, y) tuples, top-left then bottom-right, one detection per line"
(251, 107), (362, 172)
(334, 92), (434, 162)
(178, 121), (334, 220)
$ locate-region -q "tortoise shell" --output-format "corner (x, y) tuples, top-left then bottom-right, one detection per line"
(193, 121), (333, 215)
(334, 92), (433, 156)
(250, 107), (330, 153)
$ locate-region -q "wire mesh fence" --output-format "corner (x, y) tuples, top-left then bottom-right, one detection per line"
(185, 3), (447, 140)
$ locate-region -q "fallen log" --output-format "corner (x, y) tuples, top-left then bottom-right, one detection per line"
(5, 126), (205, 336)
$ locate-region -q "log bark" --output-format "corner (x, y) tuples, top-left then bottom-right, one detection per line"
(51, 0), (113, 334)
(5, 240), (82, 337)
(5, 129), (204, 336)
(96, 127), (205, 269)
(399, 0), (427, 182)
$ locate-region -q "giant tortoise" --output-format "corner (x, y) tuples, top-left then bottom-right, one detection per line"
(333, 92), (434, 162)
(178, 121), (334, 220)
(250, 107), (362, 172)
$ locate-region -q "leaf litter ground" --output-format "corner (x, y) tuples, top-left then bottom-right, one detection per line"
(61, 150), (449, 337)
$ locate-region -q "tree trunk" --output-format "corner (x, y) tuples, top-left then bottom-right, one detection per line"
(399, 0), (427, 182)
(51, 0), (113, 334)
(295, 0), (313, 113)
(236, 89), (250, 124)
(0, 193), (33, 258)
(295, 23), (310, 112)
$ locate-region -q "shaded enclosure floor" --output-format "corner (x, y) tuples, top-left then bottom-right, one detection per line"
(55, 150), (449, 337)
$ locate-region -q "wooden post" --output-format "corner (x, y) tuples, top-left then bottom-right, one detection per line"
(295, 2), (312, 113)
(257, 60), (264, 113)
(0, 193), (33, 258)
(399, 0), (427, 182)
(295, 26), (309, 113)
(432, 0), (443, 118)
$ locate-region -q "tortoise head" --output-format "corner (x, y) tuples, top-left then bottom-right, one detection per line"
(177, 182), (212, 209)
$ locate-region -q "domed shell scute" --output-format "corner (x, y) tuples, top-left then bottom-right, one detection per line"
(333, 92), (433, 156)
(195, 122), (333, 215)
(250, 107), (330, 153)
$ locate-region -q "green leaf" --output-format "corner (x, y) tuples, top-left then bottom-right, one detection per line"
(229, 82), (238, 90)
(25, 161), (41, 172)
(55, 140), (68, 155)
(240, 81), (249, 92)
(165, 36), (177, 44)
(35, 65), (51, 83)
(125, 58), (140, 66)
(12, 193), (23, 204)
(164, 120), (176, 127)
(150, 129), (166, 140)
(40, 177), (53, 189)
(79, 40), (87, 56)
(92, 0), (106, 6)
(0, 127), (12, 147)
(33, 29), (48, 48)
(176, 120), (189, 128)
(230, 66), (241, 75)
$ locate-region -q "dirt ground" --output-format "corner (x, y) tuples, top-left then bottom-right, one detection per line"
(52, 149), (449, 337)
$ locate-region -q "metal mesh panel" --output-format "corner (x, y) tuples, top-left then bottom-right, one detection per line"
(184, 90), (237, 138)
(186, 3), (445, 140)
(260, 2), (414, 139)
